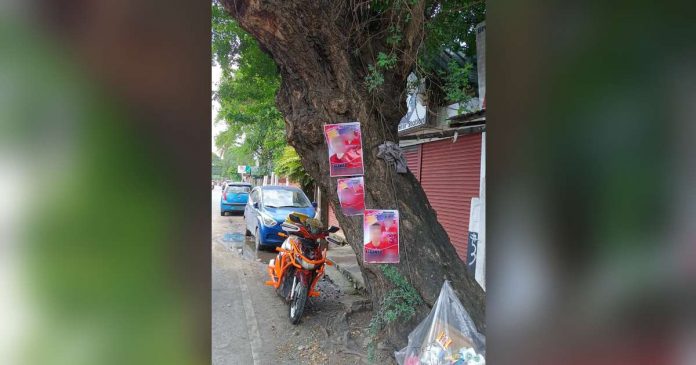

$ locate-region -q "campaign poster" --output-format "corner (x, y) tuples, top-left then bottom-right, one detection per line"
(337, 177), (365, 216)
(323, 122), (364, 177)
(363, 209), (399, 264)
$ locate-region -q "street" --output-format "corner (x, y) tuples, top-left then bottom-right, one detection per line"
(211, 186), (374, 365)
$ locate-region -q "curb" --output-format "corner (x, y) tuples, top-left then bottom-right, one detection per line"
(326, 234), (367, 295)
(332, 261), (367, 294)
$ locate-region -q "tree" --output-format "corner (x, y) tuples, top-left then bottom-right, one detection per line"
(219, 0), (485, 353)
(274, 146), (314, 195)
(212, 152), (223, 179)
(217, 146), (253, 181)
(213, 1), (287, 173)
(213, 68), (286, 172)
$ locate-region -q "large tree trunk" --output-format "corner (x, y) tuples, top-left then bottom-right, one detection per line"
(224, 0), (485, 346)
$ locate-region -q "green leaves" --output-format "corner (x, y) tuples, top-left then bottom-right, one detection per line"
(386, 25), (403, 46)
(365, 65), (385, 92)
(441, 60), (474, 110)
(212, 1), (240, 71)
(376, 52), (398, 70)
(419, 1), (485, 106)
(274, 146), (314, 192)
(367, 265), (423, 361)
(213, 1), (285, 173)
(365, 52), (398, 93)
(362, 0), (485, 103)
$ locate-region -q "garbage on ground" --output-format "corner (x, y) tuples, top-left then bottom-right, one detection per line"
(395, 281), (485, 365)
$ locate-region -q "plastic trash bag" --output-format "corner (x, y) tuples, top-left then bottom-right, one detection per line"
(395, 281), (485, 365)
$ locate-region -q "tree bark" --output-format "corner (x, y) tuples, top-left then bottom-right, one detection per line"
(223, 0), (485, 345)
(318, 185), (330, 228)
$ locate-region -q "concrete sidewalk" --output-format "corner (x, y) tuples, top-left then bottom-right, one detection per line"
(326, 234), (366, 294)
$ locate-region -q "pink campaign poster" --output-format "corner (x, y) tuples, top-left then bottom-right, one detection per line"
(323, 122), (364, 177)
(337, 177), (365, 216)
(363, 209), (399, 264)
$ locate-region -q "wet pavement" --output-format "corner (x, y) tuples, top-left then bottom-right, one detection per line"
(216, 224), (276, 263)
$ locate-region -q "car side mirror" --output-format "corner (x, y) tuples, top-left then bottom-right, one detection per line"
(311, 202), (318, 208)
(253, 202), (259, 209)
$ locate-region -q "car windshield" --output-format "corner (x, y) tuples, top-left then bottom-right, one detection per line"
(263, 189), (311, 208)
(226, 186), (251, 194)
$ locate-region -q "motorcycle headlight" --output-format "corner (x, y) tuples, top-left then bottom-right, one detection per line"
(261, 213), (277, 227)
(296, 257), (316, 270)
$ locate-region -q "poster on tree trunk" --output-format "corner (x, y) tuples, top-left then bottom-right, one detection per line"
(363, 209), (399, 264)
(323, 122), (364, 177)
(337, 177), (365, 216)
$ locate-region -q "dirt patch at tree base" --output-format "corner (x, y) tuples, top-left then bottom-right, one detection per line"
(273, 308), (399, 365)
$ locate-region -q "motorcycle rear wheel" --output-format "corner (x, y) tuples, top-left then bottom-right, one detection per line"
(289, 282), (308, 325)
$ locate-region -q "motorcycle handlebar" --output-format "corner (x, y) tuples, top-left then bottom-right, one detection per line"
(281, 230), (331, 240)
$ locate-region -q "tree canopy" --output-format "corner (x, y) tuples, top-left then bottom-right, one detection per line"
(363, 0), (485, 108)
(212, 152), (223, 178)
(212, 0), (286, 176)
(212, 0), (485, 180)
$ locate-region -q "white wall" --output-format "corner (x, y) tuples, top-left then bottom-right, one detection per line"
(475, 131), (486, 289)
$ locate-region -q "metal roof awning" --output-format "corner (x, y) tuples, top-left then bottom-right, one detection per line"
(447, 108), (486, 128)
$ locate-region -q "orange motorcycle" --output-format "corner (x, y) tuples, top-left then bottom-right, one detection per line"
(265, 212), (341, 324)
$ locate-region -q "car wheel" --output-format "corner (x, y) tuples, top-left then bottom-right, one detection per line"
(255, 228), (262, 253)
(220, 211), (225, 216)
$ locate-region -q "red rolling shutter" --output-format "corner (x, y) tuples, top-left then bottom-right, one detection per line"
(402, 145), (422, 181)
(420, 133), (481, 261)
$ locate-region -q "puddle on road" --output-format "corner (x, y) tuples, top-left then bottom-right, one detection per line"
(217, 231), (276, 265)
(223, 232), (245, 243)
(217, 232), (244, 257)
(241, 236), (276, 264)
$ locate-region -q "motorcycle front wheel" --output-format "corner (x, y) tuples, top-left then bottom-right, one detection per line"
(289, 281), (308, 325)
(278, 267), (295, 301)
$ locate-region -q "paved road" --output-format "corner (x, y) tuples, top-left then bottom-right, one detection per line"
(212, 186), (277, 365)
(211, 186), (368, 365)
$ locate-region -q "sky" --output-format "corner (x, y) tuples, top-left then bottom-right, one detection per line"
(211, 64), (226, 154)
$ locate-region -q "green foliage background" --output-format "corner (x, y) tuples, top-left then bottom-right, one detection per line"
(212, 0), (288, 179)
(274, 146), (314, 194)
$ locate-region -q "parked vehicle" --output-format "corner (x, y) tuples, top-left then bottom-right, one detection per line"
(244, 186), (317, 251)
(266, 212), (341, 324)
(220, 183), (253, 216)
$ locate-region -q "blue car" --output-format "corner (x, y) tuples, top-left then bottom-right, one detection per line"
(244, 185), (317, 251)
(220, 183), (253, 216)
